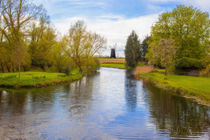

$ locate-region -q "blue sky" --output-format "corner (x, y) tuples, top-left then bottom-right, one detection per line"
(37, 0), (210, 56)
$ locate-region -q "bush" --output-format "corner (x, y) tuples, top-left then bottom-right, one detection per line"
(82, 57), (100, 74)
(202, 56), (210, 67)
(200, 64), (210, 77)
(175, 57), (203, 70)
(64, 66), (71, 75)
(3, 75), (17, 79)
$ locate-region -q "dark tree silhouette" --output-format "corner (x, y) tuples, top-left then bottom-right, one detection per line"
(125, 31), (141, 67)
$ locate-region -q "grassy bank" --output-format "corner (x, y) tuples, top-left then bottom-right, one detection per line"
(100, 63), (127, 69)
(139, 69), (210, 105)
(0, 70), (83, 88)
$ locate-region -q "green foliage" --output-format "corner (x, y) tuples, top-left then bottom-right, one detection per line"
(175, 57), (203, 69)
(148, 5), (210, 70)
(125, 31), (141, 67)
(82, 58), (100, 74)
(141, 36), (150, 61)
(200, 64), (210, 77)
(0, 1), (105, 77)
(29, 20), (57, 71)
(202, 56), (210, 67)
(0, 0), (44, 74)
(62, 21), (106, 74)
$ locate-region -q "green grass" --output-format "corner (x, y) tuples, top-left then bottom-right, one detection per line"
(140, 70), (210, 105)
(101, 63), (127, 69)
(0, 70), (83, 88)
(99, 58), (125, 60)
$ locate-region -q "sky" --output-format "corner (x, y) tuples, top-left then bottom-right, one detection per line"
(36, 0), (210, 57)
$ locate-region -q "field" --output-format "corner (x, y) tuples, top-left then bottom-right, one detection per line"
(0, 69), (82, 88)
(99, 58), (125, 64)
(139, 69), (210, 105)
(99, 58), (127, 69)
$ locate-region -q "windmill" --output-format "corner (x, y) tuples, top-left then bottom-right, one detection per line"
(110, 44), (117, 58)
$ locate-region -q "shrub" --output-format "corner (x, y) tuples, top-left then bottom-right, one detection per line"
(3, 75), (17, 79)
(32, 76), (40, 79)
(175, 57), (203, 70)
(58, 75), (66, 77)
(202, 56), (210, 67)
(82, 58), (100, 74)
(63, 66), (71, 75)
(200, 64), (210, 77)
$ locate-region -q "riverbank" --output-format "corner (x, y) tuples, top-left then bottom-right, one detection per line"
(139, 69), (210, 105)
(100, 63), (127, 69)
(0, 70), (83, 88)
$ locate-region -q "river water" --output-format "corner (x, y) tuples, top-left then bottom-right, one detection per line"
(0, 68), (209, 140)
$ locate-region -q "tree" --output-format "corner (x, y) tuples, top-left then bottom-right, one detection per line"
(0, 0), (44, 76)
(62, 21), (106, 73)
(147, 39), (177, 75)
(29, 17), (57, 71)
(125, 31), (141, 67)
(159, 39), (177, 75)
(148, 5), (210, 70)
(141, 36), (150, 61)
(0, 1), (107, 75)
(49, 42), (73, 74)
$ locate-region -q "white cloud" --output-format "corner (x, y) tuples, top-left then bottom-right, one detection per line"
(189, 0), (210, 10)
(148, 0), (210, 11)
(52, 14), (159, 57)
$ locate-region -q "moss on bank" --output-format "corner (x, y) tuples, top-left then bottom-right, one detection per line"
(139, 70), (210, 105)
(0, 70), (83, 88)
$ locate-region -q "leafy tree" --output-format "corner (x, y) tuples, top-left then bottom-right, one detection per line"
(147, 39), (177, 75)
(0, 1), (106, 75)
(159, 39), (177, 75)
(125, 31), (141, 67)
(148, 5), (210, 70)
(141, 36), (150, 61)
(29, 18), (56, 71)
(62, 21), (106, 73)
(0, 0), (44, 76)
(49, 42), (73, 74)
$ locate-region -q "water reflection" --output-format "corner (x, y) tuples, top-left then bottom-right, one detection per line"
(125, 70), (137, 112)
(0, 68), (209, 139)
(145, 82), (210, 138)
(68, 76), (94, 120)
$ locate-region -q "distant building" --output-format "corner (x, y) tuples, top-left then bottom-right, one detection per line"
(110, 48), (116, 58)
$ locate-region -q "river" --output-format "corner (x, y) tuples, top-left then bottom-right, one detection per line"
(0, 68), (209, 139)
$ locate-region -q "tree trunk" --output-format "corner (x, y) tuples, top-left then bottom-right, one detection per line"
(79, 65), (83, 73)
(1, 64), (4, 73)
(12, 65), (15, 72)
(6, 64), (10, 72)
